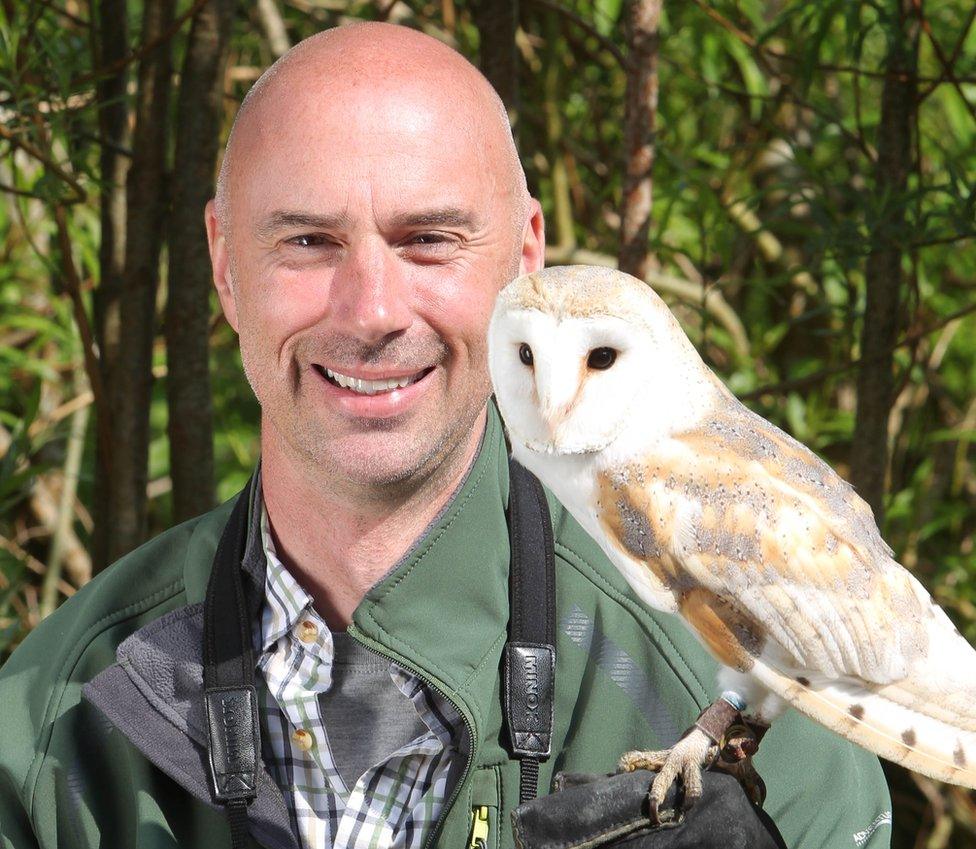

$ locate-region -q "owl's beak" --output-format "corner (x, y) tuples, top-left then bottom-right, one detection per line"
(540, 404), (572, 440)
(535, 363), (578, 441)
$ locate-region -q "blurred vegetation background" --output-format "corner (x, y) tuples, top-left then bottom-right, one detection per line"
(1, 0), (975, 844)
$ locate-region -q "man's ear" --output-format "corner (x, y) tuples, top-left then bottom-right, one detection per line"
(518, 198), (546, 275)
(206, 199), (240, 333)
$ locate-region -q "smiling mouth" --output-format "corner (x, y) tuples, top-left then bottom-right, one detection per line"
(313, 364), (434, 395)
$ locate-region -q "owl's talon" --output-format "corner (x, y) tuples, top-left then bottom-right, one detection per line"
(680, 757), (704, 808)
(715, 756), (767, 806)
(720, 722), (761, 763)
(619, 700), (766, 824)
(617, 749), (670, 773)
(714, 718), (769, 806)
(622, 729), (717, 824)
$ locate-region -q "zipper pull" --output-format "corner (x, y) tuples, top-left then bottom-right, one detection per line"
(469, 805), (490, 849)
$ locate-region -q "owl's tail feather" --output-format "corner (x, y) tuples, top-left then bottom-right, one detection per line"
(752, 656), (976, 789)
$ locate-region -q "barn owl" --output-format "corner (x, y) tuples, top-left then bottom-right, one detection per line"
(488, 264), (976, 816)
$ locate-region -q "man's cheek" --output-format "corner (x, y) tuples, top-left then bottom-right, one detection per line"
(236, 315), (288, 385)
(238, 297), (319, 365)
(425, 291), (495, 339)
(257, 266), (333, 325)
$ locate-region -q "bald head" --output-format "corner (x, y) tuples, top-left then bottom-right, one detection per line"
(215, 23), (528, 235)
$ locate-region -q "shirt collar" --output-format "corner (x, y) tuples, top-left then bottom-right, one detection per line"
(257, 500), (317, 654)
(254, 494), (462, 743)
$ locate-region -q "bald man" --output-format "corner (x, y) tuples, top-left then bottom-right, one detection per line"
(0, 22), (891, 849)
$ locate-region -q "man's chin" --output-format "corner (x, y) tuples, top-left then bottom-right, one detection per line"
(314, 429), (448, 490)
(269, 387), (489, 496)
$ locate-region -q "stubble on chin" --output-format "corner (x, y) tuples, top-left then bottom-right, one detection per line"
(316, 383), (488, 494)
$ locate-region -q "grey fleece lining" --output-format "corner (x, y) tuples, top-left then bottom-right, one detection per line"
(83, 596), (298, 848)
(82, 473), (297, 845)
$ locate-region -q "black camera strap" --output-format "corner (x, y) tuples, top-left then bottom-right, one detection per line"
(202, 476), (261, 849)
(203, 457), (556, 846)
(504, 460), (557, 804)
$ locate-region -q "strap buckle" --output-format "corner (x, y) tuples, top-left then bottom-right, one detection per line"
(504, 643), (555, 758)
(204, 686), (260, 804)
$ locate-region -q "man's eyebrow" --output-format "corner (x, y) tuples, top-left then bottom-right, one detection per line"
(389, 208), (481, 229)
(255, 211), (349, 239)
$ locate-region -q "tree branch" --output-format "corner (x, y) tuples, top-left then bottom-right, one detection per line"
(0, 123), (86, 203)
(0, 534), (76, 599)
(72, 0), (211, 88)
(256, 0), (290, 57)
(525, 0), (628, 68)
(914, 0), (976, 125)
(850, 0), (920, 521)
(40, 377), (90, 617)
(618, 0), (662, 282)
(689, 0), (975, 84)
(739, 301), (976, 403)
(53, 204), (112, 474)
(918, 4), (976, 100)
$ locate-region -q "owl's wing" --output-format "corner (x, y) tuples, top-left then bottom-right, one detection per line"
(598, 404), (929, 683)
(596, 404), (976, 785)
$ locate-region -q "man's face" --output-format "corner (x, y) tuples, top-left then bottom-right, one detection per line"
(212, 82), (540, 491)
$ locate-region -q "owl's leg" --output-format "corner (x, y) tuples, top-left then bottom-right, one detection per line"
(706, 670), (775, 805)
(618, 693), (744, 822)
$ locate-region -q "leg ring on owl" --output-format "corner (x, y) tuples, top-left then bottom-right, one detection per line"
(617, 693), (761, 824)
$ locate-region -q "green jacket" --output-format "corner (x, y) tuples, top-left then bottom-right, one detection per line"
(0, 407), (891, 848)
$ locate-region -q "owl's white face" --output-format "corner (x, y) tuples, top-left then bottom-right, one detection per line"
(488, 305), (649, 455)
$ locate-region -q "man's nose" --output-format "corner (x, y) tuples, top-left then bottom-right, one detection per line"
(328, 239), (413, 344)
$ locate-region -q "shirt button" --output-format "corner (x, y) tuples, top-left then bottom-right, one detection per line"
(297, 620), (318, 643)
(292, 729), (314, 751)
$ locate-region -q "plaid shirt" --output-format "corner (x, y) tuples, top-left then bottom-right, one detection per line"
(255, 505), (463, 849)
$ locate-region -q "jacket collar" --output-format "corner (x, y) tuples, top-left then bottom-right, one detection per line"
(83, 603), (299, 849)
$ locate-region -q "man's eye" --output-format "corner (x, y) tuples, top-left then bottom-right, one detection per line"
(287, 234), (331, 248)
(399, 233), (459, 261)
(410, 233), (449, 246)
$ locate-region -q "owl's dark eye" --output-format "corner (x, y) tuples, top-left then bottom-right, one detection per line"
(587, 347), (617, 370)
(518, 343), (534, 367)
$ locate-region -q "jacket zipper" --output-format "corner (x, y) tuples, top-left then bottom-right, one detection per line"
(468, 805), (490, 849)
(346, 625), (477, 849)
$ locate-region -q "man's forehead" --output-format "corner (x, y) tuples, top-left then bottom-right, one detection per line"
(245, 76), (485, 149)
(243, 140), (479, 194)
(231, 87), (500, 219)
(216, 24), (523, 232)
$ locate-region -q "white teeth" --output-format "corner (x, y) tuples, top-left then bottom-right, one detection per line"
(324, 367), (422, 395)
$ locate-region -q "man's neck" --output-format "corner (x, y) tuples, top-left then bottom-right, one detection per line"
(259, 411), (487, 631)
